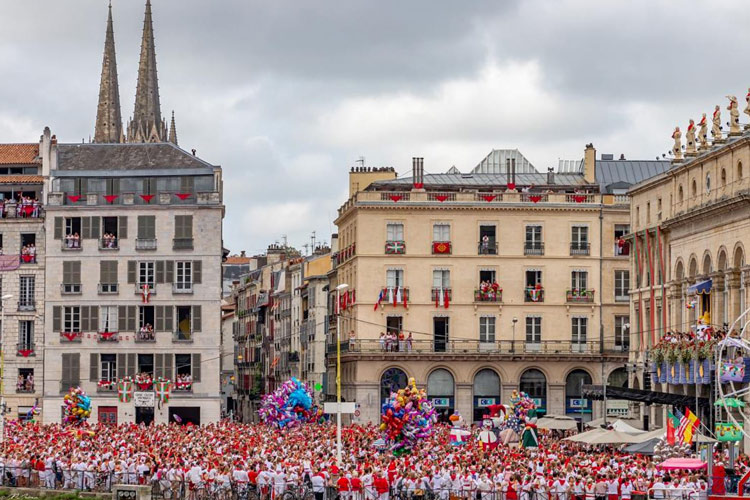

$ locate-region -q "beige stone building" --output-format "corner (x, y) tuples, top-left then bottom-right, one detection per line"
(329, 149), (669, 424)
(628, 113), (750, 428)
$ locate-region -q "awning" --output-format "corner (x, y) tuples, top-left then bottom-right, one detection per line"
(688, 279), (712, 295)
(582, 385), (711, 411)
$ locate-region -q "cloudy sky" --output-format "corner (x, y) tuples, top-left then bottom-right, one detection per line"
(0, 0), (748, 254)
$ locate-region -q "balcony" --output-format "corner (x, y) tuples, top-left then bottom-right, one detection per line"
(16, 343), (35, 357)
(19, 254), (36, 265)
(289, 351), (300, 362)
(96, 381), (117, 393)
(61, 239), (82, 251)
(566, 289), (595, 303)
(98, 283), (119, 294)
(524, 242), (544, 255)
(16, 384), (34, 394)
(99, 237), (119, 250)
(173, 238), (194, 250)
(135, 238), (157, 251)
(60, 331), (82, 343)
(17, 299), (35, 312)
(474, 288), (502, 302)
(173, 380), (193, 392)
(173, 330), (194, 343)
(173, 283), (193, 294)
(97, 331), (119, 343)
(431, 287), (452, 306)
(61, 283), (82, 295)
(134, 330), (156, 343)
(524, 287), (544, 303)
(48, 191), (221, 207)
(379, 287), (409, 307)
(342, 339), (621, 357)
(570, 242), (590, 256)
(478, 240), (498, 255)
(432, 241), (452, 255)
(384, 240), (406, 255)
(5, 201), (43, 219)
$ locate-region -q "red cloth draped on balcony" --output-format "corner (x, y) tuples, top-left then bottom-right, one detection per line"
(67, 195), (82, 203)
(435, 195), (449, 202)
(529, 195), (542, 203)
(175, 193), (191, 200)
(482, 195), (496, 202)
(103, 195), (119, 204)
(507, 183), (516, 190)
(573, 195), (586, 203)
(99, 331), (116, 340)
(18, 349), (32, 357)
(389, 195), (402, 202)
(413, 182), (423, 189)
(22, 205), (34, 216)
(62, 332), (79, 341)
(432, 241), (451, 254)
(140, 194), (155, 203)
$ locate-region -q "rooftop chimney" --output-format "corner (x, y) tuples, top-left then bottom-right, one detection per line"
(547, 167), (555, 185)
(619, 154), (626, 160)
(583, 143), (596, 184)
(412, 157), (424, 189)
(240, 250), (246, 257)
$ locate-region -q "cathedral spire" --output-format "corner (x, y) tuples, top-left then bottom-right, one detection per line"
(94, 2), (123, 143)
(169, 110), (178, 145)
(128, 0), (166, 143)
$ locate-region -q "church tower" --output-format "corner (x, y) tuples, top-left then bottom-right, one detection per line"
(127, 0), (168, 143)
(93, 2), (124, 143)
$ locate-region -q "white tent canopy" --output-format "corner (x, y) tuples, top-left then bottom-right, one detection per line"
(586, 418), (644, 432)
(537, 415), (578, 431)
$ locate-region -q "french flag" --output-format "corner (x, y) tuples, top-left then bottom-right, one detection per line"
(374, 289), (385, 311)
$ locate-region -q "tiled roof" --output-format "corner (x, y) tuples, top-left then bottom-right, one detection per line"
(225, 256), (251, 264)
(0, 175), (43, 184)
(56, 143), (215, 171)
(0, 144), (40, 165)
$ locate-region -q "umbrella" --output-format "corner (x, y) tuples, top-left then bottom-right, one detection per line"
(658, 458), (707, 470)
(623, 437), (659, 455)
(565, 428), (642, 444)
(537, 415), (578, 431)
(586, 418), (643, 431)
(714, 398), (746, 408)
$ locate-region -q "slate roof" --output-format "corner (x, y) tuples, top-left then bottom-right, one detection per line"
(372, 171), (587, 189)
(0, 144), (40, 165)
(56, 143), (215, 171)
(596, 160), (670, 192)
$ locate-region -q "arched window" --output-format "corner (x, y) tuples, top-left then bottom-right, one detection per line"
(702, 254), (712, 276)
(473, 369), (501, 422)
(678, 185), (684, 203)
(608, 367), (628, 388)
(706, 173), (711, 193)
(427, 369), (455, 422)
(565, 369), (593, 422)
(520, 369), (547, 411)
(380, 368), (408, 404)
(691, 179), (697, 197)
(721, 168), (727, 187)
(738, 161), (744, 180)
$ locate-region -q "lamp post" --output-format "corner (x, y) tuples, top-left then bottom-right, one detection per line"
(0, 294), (13, 446)
(511, 317), (518, 353)
(335, 283), (349, 466)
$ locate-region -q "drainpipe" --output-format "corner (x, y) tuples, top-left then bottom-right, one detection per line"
(599, 203), (606, 424)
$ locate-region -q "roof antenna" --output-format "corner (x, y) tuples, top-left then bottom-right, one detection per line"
(356, 156), (365, 169)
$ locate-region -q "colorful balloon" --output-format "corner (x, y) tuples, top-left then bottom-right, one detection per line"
(62, 386), (91, 426)
(380, 377), (436, 455)
(258, 378), (322, 429)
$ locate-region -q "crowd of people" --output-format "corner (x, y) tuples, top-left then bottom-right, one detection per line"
(378, 331), (414, 352)
(0, 420), (739, 499)
(0, 195), (41, 219)
(101, 233), (118, 249)
(15, 373), (34, 392)
(20, 242), (36, 263)
(138, 324), (155, 341)
(64, 232), (81, 249)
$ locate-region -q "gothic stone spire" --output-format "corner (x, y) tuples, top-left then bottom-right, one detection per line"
(94, 2), (123, 143)
(128, 0), (166, 143)
(168, 110), (178, 145)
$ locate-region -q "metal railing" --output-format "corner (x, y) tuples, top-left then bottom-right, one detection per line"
(19, 254), (36, 264)
(173, 330), (194, 342)
(379, 287), (409, 305)
(98, 283), (119, 294)
(173, 283), (193, 294)
(97, 331), (119, 342)
(135, 238), (157, 250)
(173, 237), (194, 250)
(566, 289), (595, 303)
(59, 331), (82, 343)
(431, 288), (452, 303)
(524, 242), (544, 255)
(17, 299), (35, 311)
(570, 242), (590, 255)
(99, 237), (119, 250)
(431, 241), (452, 254)
(478, 240), (498, 255)
(61, 239), (82, 251)
(384, 240), (406, 254)
(60, 283), (81, 294)
(16, 343), (35, 356)
(524, 287), (544, 302)
(135, 283), (157, 295)
(341, 338), (623, 355)
(474, 289), (502, 302)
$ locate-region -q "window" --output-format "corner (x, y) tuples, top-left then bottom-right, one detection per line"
(525, 225), (543, 253)
(432, 270), (450, 289)
(479, 316), (495, 343)
(20, 233), (35, 263)
(100, 306), (118, 333)
(101, 216), (120, 249)
(571, 317), (587, 349)
(678, 186), (684, 203)
(176, 261), (193, 291)
(62, 261), (81, 294)
(636, 206), (640, 225)
(19, 276), (34, 309)
(174, 215), (194, 249)
(721, 168), (727, 187)
(175, 354), (193, 390)
(139, 262), (155, 287)
(386, 223), (404, 241)
(137, 215), (156, 239)
(614, 224), (630, 256)
(18, 321), (33, 350)
(17, 368), (33, 393)
(739, 161), (744, 180)
(176, 306), (195, 340)
(615, 270), (630, 301)
(646, 202), (651, 223)
(100, 354), (117, 382)
(691, 179), (697, 197)
(61, 353), (80, 388)
(99, 261), (118, 293)
(64, 306), (81, 333)
(479, 269), (496, 283)
(386, 269), (404, 288)
(571, 226), (589, 254)
(137, 354), (154, 375)
(525, 270), (542, 287)
(479, 225), (497, 255)
(571, 271), (588, 290)
(615, 316), (630, 351)
(706, 174), (711, 194)
(433, 224), (450, 241)
(525, 317), (541, 344)
(65, 217), (81, 237)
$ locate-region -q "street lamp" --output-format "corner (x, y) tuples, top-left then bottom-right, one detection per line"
(0, 294), (13, 445)
(511, 317), (518, 353)
(335, 283), (349, 466)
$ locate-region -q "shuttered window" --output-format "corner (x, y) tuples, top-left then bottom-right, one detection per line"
(155, 306), (173, 332)
(118, 216), (128, 239)
(192, 306), (202, 332)
(137, 216), (156, 239)
(62, 353), (81, 388)
(175, 216), (193, 239)
(118, 306), (137, 332)
(192, 354), (201, 382)
(100, 261), (118, 284)
(63, 261), (81, 284)
(193, 260), (202, 284)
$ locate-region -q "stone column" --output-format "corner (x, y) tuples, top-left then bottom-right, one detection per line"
(455, 382), (473, 420)
(727, 270), (742, 325)
(548, 383), (565, 416)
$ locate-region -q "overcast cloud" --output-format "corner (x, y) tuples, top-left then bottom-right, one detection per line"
(0, 0), (747, 254)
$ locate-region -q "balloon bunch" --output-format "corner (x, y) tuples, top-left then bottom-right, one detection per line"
(500, 390), (537, 433)
(380, 377), (437, 456)
(63, 387), (91, 426)
(25, 404), (40, 423)
(258, 378), (322, 429)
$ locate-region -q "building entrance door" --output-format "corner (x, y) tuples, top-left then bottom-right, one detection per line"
(433, 317), (449, 352)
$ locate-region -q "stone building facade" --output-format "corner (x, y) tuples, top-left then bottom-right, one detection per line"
(628, 117), (750, 428)
(329, 149), (668, 425)
(41, 141), (224, 425)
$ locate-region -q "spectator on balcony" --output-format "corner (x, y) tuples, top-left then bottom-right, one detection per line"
(103, 233), (117, 249)
(481, 234), (490, 253)
(379, 332), (386, 352)
(65, 233), (81, 249)
(406, 332), (413, 352)
(16, 374), (24, 392)
(349, 331), (356, 351)
(398, 331), (405, 352)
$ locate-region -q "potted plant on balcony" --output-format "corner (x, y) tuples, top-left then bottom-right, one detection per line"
(650, 344), (666, 384)
(666, 344), (679, 384)
(695, 339), (714, 384)
(679, 346), (693, 384)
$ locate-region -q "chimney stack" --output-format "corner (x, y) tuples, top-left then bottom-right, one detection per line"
(412, 157), (424, 189)
(583, 143), (596, 184)
(547, 167), (555, 185)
